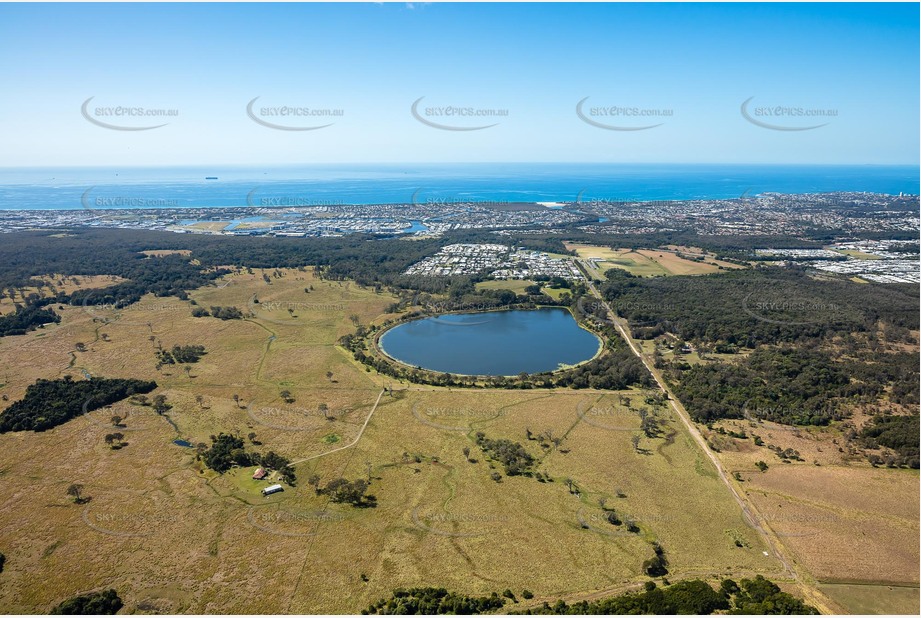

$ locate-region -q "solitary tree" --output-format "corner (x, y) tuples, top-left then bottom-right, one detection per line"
(631, 435), (641, 452)
(110, 415), (122, 427)
(66, 483), (85, 504)
(319, 403), (330, 420)
(462, 446), (471, 462)
(280, 390), (294, 403)
(195, 394), (205, 408)
(326, 371), (334, 382)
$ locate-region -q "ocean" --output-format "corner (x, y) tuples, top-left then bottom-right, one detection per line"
(0, 163), (917, 210)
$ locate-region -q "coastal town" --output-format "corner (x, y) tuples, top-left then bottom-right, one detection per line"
(403, 243), (585, 280)
(0, 191), (917, 283)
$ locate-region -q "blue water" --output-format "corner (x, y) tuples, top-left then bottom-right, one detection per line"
(0, 163), (916, 210)
(379, 308), (602, 376)
(173, 439), (193, 448)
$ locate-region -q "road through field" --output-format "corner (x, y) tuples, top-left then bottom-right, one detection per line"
(290, 387), (386, 465)
(580, 264), (835, 614)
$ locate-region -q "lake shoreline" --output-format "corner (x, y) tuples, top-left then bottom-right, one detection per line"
(375, 305), (605, 378)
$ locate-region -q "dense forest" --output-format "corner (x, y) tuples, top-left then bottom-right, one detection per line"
(597, 265), (919, 464)
(0, 376), (157, 433)
(0, 302), (60, 336)
(673, 347), (867, 426)
(859, 414), (920, 468)
(601, 267), (918, 346)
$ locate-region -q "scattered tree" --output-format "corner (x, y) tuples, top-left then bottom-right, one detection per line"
(66, 483), (86, 504)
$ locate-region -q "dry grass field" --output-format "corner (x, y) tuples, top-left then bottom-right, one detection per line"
(474, 279), (536, 294)
(565, 243), (736, 278)
(706, 418), (919, 614)
(0, 266), (798, 613)
(818, 583), (919, 615)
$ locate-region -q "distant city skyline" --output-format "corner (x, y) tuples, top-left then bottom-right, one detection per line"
(0, 2), (918, 167)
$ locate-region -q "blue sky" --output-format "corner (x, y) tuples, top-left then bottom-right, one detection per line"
(0, 2), (917, 166)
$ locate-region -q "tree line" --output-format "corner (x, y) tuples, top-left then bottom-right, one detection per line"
(365, 575), (817, 615)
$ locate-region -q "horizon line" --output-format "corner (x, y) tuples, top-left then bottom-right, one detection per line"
(1, 162), (919, 170)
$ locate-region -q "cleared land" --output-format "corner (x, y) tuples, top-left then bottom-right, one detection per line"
(474, 279), (536, 294)
(831, 249), (883, 261)
(701, 416), (919, 613)
(475, 280), (572, 301)
(0, 268), (789, 614)
(565, 243), (735, 278)
(818, 583), (919, 615)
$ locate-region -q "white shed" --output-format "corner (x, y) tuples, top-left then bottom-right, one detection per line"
(262, 484), (284, 496)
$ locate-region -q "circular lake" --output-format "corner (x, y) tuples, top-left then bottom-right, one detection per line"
(379, 308), (602, 376)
